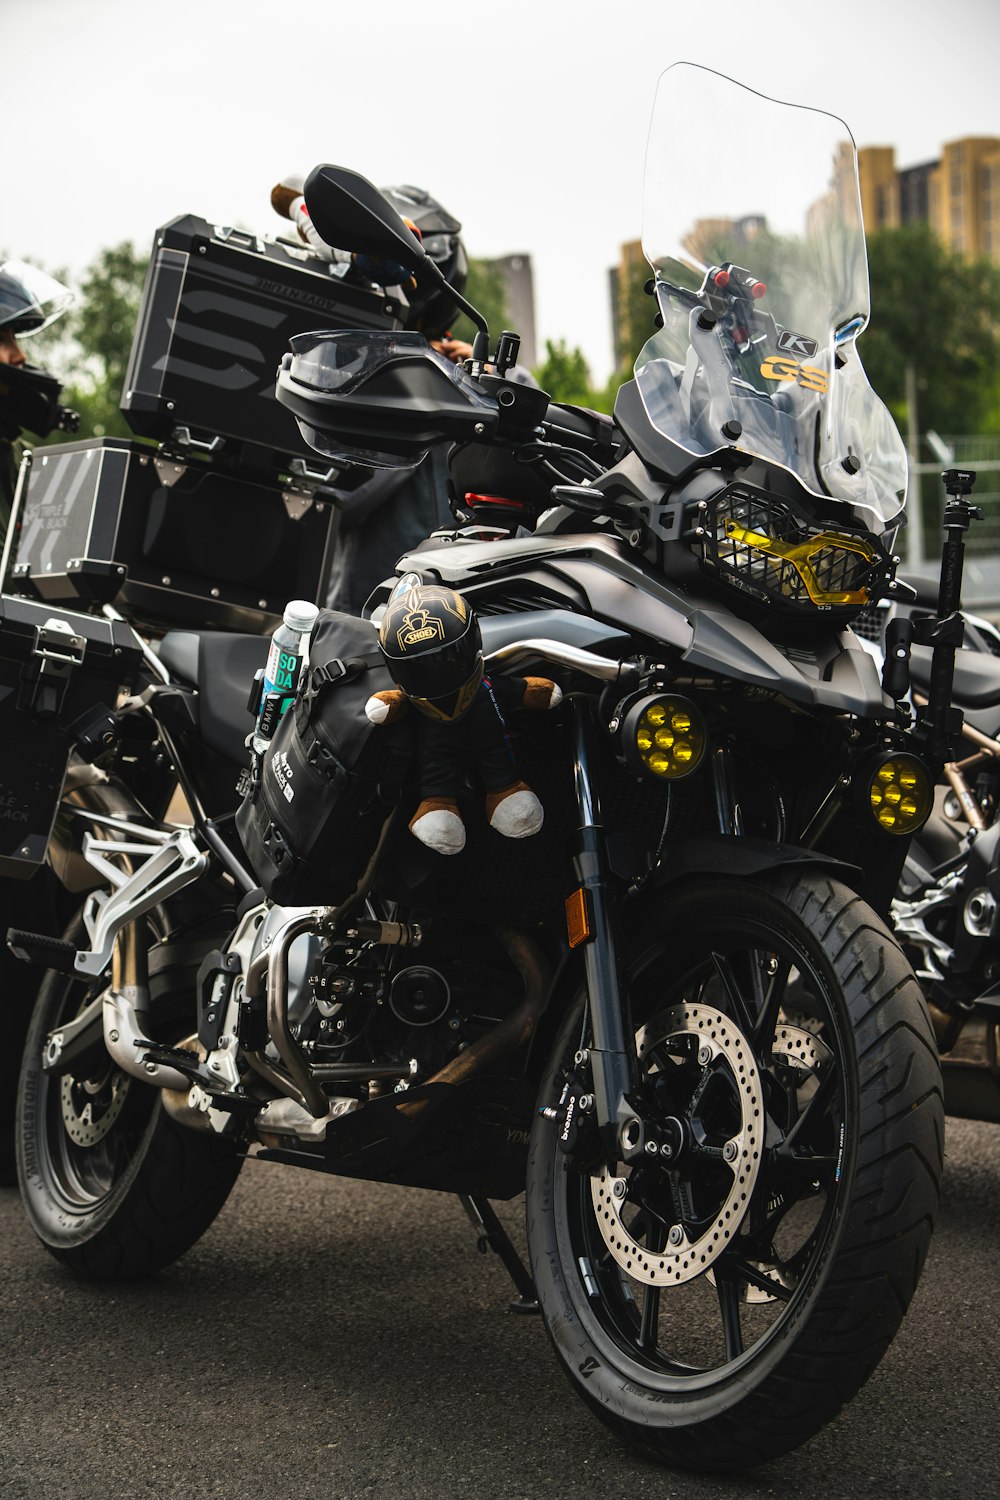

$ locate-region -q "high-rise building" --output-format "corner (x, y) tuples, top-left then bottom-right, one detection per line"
(898, 160), (938, 225)
(936, 138), (1000, 258)
(488, 254), (537, 369)
(857, 146), (899, 232)
(856, 136), (1000, 260)
(984, 152), (1000, 261)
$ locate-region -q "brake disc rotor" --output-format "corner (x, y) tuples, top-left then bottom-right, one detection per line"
(705, 1018), (834, 1304)
(590, 1003), (766, 1287)
(60, 1071), (130, 1147)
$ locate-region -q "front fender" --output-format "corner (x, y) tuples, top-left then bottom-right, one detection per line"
(526, 836), (860, 1081)
(642, 833), (860, 891)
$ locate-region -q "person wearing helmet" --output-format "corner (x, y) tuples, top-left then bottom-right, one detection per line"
(324, 183), (474, 613)
(271, 175), (471, 364)
(0, 324), (27, 367)
(0, 259), (75, 1181)
(271, 178), (472, 612)
(0, 259), (75, 535)
(372, 184), (470, 350)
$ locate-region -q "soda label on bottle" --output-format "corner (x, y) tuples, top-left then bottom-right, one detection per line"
(262, 642), (302, 717)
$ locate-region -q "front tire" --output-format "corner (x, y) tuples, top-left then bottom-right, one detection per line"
(16, 918), (242, 1280)
(526, 870), (943, 1471)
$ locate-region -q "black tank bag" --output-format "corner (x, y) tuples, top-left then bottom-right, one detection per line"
(236, 610), (413, 904)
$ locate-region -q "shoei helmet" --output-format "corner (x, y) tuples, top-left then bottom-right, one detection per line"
(377, 582), (483, 721)
(0, 260), (73, 337)
(381, 185), (469, 339)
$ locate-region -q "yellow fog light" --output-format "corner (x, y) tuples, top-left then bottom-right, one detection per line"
(867, 754), (933, 836)
(622, 694), (707, 782)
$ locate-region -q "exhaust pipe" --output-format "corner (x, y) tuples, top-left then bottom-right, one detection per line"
(106, 919), (190, 1092)
(398, 927), (550, 1123)
(243, 912), (550, 1127)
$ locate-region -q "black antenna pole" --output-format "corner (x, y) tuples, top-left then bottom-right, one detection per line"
(919, 468), (982, 768)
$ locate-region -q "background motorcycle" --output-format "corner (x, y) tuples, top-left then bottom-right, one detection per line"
(9, 65), (944, 1474)
(856, 538), (1000, 1123)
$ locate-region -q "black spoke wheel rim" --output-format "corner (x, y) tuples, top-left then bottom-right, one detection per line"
(562, 901), (851, 1389)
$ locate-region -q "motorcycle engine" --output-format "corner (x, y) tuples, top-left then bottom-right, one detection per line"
(230, 902), (525, 1128)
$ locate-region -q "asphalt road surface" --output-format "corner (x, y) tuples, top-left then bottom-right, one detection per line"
(1, 1115), (997, 1500)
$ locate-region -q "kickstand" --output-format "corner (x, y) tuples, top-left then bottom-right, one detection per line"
(457, 1194), (539, 1314)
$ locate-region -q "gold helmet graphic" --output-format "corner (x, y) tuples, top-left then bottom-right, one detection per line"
(378, 582), (483, 721)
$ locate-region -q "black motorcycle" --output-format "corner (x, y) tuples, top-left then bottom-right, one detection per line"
(10, 66), (944, 1472)
(855, 529), (1000, 1125)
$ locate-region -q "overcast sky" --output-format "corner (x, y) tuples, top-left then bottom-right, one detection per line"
(4, 0), (999, 381)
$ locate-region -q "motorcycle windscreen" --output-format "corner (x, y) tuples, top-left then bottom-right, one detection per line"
(635, 62), (907, 535)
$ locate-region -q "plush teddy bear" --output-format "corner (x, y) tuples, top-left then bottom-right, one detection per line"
(365, 580), (561, 855)
(365, 672), (562, 853)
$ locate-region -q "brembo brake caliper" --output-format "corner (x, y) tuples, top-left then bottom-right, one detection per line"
(540, 1049), (601, 1164)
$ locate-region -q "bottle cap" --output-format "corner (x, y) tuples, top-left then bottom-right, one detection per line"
(282, 599), (320, 633)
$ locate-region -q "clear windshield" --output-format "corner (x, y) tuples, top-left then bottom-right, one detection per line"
(636, 63), (907, 533)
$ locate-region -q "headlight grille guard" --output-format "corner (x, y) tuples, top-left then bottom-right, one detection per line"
(695, 483), (891, 615)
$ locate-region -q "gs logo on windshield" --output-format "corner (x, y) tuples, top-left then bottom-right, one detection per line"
(760, 356), (828, 394)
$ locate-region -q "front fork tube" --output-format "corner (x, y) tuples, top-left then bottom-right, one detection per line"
(569, 700), (642, 1163)
(710, 740), (742, 837)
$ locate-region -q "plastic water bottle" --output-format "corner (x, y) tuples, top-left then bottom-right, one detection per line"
(252, 599), (320, 754)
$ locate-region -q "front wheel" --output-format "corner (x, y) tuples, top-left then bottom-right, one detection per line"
(526, 870), (943, 1472)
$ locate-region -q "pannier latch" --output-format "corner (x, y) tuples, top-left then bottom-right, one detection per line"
(19, 617), (87, 715)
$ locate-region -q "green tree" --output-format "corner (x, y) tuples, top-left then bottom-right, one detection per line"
(449, 256), (510, 348)
(864, 223), (1000, 437)
(531, 339), (625, 417)
(59, 242), (149, 440)
(533, 339), (593, 405)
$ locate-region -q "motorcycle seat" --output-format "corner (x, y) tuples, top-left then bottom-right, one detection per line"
(158, 629), (268, 765)
(910, 644), (1000, 711)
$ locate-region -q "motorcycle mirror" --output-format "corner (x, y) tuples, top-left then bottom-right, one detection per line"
(303, 164), (428, 270)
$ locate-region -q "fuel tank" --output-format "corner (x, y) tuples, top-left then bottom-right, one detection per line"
(396, 532), (889, 718)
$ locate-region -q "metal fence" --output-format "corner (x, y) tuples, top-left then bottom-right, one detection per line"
(901, 436), (1000, 610)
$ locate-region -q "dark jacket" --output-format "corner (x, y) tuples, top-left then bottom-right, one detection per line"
(325, 447), (452, 615)
(0, 436), (24, 542)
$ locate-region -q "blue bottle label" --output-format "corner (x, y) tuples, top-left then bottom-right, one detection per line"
(261, 643), (303, 720)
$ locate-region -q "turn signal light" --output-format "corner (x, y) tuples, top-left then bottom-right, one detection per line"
(565, 888), (591, 948)
(622, 694), (707, 782)
(867, 753), (933, 836)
